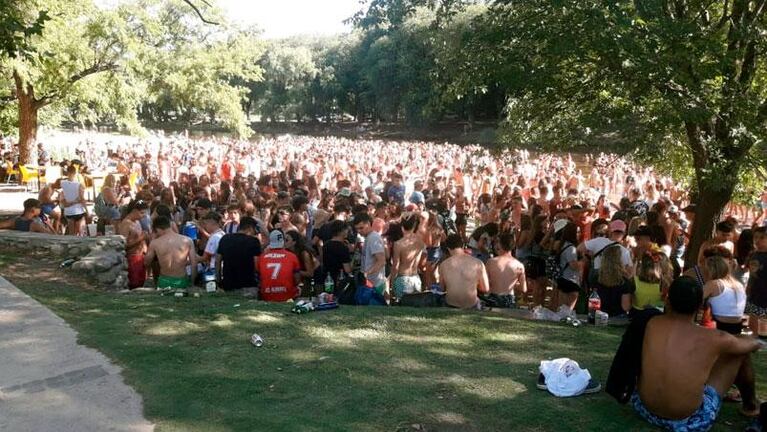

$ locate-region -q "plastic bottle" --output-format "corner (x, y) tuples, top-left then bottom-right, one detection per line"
(324, 274), (334, 294)
(587, 290), (601, 325)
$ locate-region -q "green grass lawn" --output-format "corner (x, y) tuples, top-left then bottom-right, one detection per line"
(2, 254), (764, 432)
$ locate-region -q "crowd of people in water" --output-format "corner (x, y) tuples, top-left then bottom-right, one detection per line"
(2, 133), (767, 431)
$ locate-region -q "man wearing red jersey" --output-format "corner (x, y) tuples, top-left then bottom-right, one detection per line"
(258, 230), (301, 302)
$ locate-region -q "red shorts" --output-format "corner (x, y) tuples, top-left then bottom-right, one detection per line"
(127, 254), (146, 289)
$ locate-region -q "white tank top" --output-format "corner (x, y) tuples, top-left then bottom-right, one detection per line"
(709, 280), (746, 319)
(61, 179), (86, 216)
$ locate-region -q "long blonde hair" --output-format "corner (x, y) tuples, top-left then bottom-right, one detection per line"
(598, 245), (625, 287)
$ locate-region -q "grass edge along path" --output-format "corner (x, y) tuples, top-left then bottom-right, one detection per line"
(1, 255), (762, 432)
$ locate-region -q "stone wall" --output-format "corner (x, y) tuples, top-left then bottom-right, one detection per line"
(0, 230), (128, 290)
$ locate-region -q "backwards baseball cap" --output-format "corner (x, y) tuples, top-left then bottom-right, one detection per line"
(269, 230), (285, 249)
(338, 187), (352, 197)
(609, 220), (627, 233)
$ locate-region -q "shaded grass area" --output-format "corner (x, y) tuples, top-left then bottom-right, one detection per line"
(1, 254), (763, 432)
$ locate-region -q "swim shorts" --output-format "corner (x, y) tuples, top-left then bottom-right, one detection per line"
(157, 275), (191, 290)
(631, 385), (721, 432)
(393, 275), (422, 298)
(127, 254), (146, 289)
(480, 293), (516, 308)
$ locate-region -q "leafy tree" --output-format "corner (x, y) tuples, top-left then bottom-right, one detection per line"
(0, 0), (49, 59)
(467, 0), (767, 266)
(1, 0), (140, 164)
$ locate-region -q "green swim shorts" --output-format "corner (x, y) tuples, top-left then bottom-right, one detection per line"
(157, 275), (191, 290)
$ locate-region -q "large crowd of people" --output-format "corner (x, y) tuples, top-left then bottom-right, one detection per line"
(2, 132), (767, 430)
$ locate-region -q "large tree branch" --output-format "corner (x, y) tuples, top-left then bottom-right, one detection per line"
(180, 0), (219, 25)
(34, 62), (119, 108)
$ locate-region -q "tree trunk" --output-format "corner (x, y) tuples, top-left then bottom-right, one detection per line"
(684, 173), (737, 269)
(14, 71), (39, 165)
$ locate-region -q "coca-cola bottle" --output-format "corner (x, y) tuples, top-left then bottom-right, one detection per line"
(587, 290), (602, 325)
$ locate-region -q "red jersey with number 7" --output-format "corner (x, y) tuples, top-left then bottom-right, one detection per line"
(258, 249), (301, 302)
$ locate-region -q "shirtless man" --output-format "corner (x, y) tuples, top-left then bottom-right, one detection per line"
(119, 199), (149, 289)
(390, 214), (425, 299)
(454, 185), (471, 243)
(484, 233), (526, 308)
(144, 215), (197, 290)
(633, 276), (763, 430)
(438, 233), (489, 309)
(697, 221), (736, 267)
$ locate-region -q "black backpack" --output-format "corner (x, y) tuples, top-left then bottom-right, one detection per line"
(545, 244), (575, 280)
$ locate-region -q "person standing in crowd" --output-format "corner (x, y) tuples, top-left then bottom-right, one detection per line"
(390, 213), (425, 299)
(60, 165), (88, 236)
(120, 199), (149, 289)
(320, 220), (353, 293)
(258, 230), (301, 302)
(439, 233), (490, 309)
(354, 213), (387, 298)
(144, 215), (197, 290)
(200, 212), (225, 276)
(215, 216), (262, 295)
(552, 220), (581, 311)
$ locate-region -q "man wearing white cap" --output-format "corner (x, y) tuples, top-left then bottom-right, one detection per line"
(578, 219), (634, 283)
(258, 230), (301, 302)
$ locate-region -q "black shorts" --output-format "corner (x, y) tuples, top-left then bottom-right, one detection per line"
(556, 277), (581, 293)
(455, 213), (468, 226)
(714, 319), (742, 335)
(66, 213), (86, 222)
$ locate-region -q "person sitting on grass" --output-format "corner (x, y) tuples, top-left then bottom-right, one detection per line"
(439, 233), (489, 310)
(259, 230), (301, 302)
(0, 198), (55, 234)
(622, 251), (665, 315)
(630, 276), (762, 430)
(144, 215), (197, 290)
(483, 232), (526, 308)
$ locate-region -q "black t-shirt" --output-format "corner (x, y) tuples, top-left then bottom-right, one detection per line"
(322, 239), (351, 280)
(217, 233), (262, 291)
(750, 251), (767, 308)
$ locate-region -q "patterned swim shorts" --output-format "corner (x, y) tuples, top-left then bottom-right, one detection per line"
(393, 275), (422, 298)
(631, 385), (721, 432)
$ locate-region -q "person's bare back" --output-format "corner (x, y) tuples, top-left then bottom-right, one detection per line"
(392, 234), (424, 277)
(440, 252), (488, 309)
(639, 316), (723, 419)
(486, 255), (525, 296)
(147, 231), (194, 278)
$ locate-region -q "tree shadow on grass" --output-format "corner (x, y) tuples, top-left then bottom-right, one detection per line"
(1, 256), (760, 432)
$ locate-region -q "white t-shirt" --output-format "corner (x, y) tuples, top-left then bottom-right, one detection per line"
(61, 179), (86, 216)
(584, 237), (632, 270)
(205, 230), (225, 270)
(540, 358), (592, 398)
